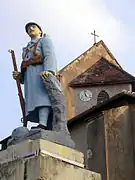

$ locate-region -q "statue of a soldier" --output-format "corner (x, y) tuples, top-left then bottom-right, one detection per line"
(12, 22), (58, 130)
(7, 22), (74, 149)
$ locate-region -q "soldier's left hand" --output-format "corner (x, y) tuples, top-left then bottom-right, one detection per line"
(40, 71), (52, 80)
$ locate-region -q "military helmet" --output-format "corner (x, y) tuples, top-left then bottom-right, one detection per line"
(25, 22), (43, 37)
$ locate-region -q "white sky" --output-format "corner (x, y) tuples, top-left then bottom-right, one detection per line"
(0, 0), (135, 139)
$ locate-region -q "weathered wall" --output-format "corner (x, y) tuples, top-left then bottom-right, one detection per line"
(129, 104), (135, 164)
(0, 139), (83, 165)
(60, 41), (121, 120)
(70, 113), (107, 180)
(87, 113), (107, 180)
(0, 159), (24, 180)
(0, 155), (101, 180)
(104, 106), (135, 180)
(75, 84), (131, 115)
(70, 121), (87, 165)
(39, 155), (100, 180)
(70, 104), (135, 180)
(0, 139), (101, 179)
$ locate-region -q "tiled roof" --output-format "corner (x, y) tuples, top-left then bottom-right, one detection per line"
(69, 57), (135, 87)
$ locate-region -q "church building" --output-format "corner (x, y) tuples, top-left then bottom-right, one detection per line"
(59, 40), (135, 180)
(59, 40), (135, 119)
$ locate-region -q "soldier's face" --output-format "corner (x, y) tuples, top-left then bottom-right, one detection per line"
(27, 25), (41, 38)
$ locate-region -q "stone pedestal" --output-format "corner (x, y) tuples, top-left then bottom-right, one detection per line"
(7, 128), (75, 149)
(0, 139), (101, 180)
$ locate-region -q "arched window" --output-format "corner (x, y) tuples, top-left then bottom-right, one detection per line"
(97, 90), (109, 104)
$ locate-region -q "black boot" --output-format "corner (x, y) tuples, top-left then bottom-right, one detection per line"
(31, 124), (47, 130)
(37, 124), (47, 130)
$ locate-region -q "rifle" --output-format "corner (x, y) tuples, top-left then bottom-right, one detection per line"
(8, 49), (27, 127)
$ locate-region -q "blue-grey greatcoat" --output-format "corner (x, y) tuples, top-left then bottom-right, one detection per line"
(20, 35), (57, 122)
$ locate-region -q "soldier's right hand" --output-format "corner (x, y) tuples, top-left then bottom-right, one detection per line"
(12, 71), (21, 80)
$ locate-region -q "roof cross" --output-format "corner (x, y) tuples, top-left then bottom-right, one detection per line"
(91, 30), (99, 44)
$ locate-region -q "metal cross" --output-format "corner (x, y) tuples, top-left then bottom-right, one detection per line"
(91, 30), (99, 44)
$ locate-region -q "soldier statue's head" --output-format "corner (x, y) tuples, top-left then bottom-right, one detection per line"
(25, 22), (43, 39)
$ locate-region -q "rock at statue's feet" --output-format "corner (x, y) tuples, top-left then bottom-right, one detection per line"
(6, 126), (75, 149)
(7, 126), (29, 146)
(28, 128), (75, 149)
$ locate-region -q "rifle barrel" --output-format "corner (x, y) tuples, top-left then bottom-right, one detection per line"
(9, 49), (27, 127)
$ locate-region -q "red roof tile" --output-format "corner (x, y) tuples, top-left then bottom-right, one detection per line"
(69, 57), (135, 87)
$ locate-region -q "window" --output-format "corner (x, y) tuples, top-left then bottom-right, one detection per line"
(97, 90), (109, 104)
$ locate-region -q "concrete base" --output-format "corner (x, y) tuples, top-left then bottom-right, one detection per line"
(28, 128), (75, 148)
(0, 139), (83, 166)
(7, 127), (75, 149)
(0, 139), (101, 180)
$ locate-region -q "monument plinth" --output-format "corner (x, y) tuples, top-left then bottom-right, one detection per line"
(0, 139), (101, 180)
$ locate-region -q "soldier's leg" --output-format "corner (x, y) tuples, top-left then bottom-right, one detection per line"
(38, 107), (50, 129)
